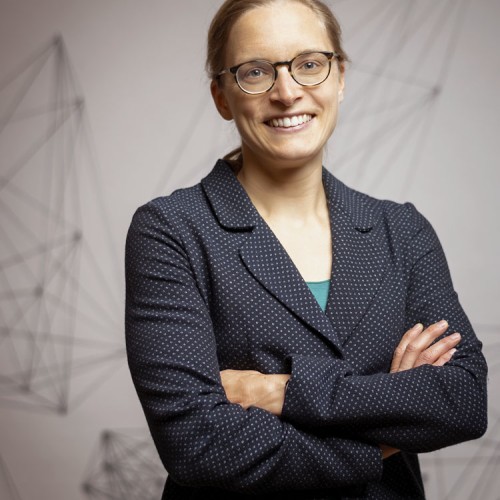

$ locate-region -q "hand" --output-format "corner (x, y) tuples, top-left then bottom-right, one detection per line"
(390, 320), (461, 373)
(220, 369), (290, 416)
(380, 320), (461, 459)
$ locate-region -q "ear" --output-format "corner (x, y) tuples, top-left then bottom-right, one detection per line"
(211, 80), (233, 121)
(337, 63), (345, 103)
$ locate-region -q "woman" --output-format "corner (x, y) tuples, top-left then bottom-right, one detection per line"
(125, 0), (487, 498)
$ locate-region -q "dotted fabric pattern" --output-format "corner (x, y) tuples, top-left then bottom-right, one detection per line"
(125, 160), (487, 499)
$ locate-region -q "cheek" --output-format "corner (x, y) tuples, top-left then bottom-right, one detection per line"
(321, 96), (339, 122)
(231, 101), (264, 131)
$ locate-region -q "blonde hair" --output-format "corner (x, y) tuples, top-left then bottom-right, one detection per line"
(206, 0), (349, 163)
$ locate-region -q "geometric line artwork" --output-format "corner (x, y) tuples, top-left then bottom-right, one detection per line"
(0, 1), (493, 498)
(0, 36), (125, 414)
(0, 454), (23, 500)
(152, 0), (474, 201)
(329, 0), (472, 199)
(146, 2), (494, 499)
(420, 324), (500, 500)
(81, 429), (166, 500)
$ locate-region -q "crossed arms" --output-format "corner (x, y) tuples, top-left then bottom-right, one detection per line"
(125, 200), (487, 493)
(222, 319), (462, 459)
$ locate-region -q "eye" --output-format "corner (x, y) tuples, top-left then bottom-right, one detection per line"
(302, 61), (320, 70)
(297, 58), (324, 73)
(238, 62), (273, 82)
(247, 68), (265, 79)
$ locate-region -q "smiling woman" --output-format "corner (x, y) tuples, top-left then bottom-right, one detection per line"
(125, 0), (488, 499)
(210, 1), (345, 175)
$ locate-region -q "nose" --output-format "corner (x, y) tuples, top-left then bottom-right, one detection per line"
(269, 66), (303, 106)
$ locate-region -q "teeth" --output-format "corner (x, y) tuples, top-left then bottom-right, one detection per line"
(268, 114), (312, 128)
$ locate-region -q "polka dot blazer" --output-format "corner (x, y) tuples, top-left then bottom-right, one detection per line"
(125, 160), (487, 499)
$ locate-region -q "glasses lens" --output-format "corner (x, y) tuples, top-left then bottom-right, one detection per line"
(236, 61), (274, 94)
(292, 52), (330, 86)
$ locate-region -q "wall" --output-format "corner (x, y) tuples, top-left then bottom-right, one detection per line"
(0, 0), (498, 498)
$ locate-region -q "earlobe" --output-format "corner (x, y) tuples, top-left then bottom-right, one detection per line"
(211, 80), (233, 121)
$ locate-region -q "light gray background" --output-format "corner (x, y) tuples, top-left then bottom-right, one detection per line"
(0, 0), (499, 499)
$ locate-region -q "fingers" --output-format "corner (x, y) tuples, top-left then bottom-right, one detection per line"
(413, 333), (460, 368)
(397, 320), (450, 371)
(431, 348), (457, 367)
(390, 323), (423, 373)
(391, 321), (461, 373)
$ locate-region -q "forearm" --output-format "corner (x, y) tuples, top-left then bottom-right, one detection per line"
(220, 369), (402, 459)
(282, 353), (487, 453)
(130, 356), (383, 492)
(220, 369), (289, 416)
(126, 202), (383, 492)
(221, 318), (486, 453)
(279, 205), (488, 452)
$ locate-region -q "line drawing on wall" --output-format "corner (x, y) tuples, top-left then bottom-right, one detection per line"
(0, 37), (124, 415)
(330, 0), (472, 198)
(0, 454), (23, 500)
(420, 324), (500, 500)
(0, 0), (496, 499)
(147, 1), (499, 498)
(81, 429), (165, 500)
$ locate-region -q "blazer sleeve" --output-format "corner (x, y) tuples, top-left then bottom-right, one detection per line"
(281, 203), (488, 453)
(125, 201), (383, 493)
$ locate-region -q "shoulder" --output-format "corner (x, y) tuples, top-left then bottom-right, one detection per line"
(334, 178), (428, 230)
(125, 184), (211, 273)
(142, 182), (206, 219)
(330, 175), (431, 242)
(129, 182), (209, 235)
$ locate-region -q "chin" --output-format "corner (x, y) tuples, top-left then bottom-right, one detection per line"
(242, 140), (323, 169)
(270, 148), (322, 166)
(261, 157), (319, 173)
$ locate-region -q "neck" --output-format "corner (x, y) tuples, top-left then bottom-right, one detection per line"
(236, 149), (327, 221)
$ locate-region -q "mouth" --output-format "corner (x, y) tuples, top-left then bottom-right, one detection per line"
(266, 114), (314, 129)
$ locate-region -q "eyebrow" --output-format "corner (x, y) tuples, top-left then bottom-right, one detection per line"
(232, 48), (331, 66)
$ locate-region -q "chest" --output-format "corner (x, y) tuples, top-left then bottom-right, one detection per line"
(186, 223), (408, 376)
(264, 216), (332, 282)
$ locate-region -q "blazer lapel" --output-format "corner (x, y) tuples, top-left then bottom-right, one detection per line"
(201, 161), (390, 354)
(322, 170), (390, 345)
(202, 160), (344, 356)
(239, 220), (344, 356)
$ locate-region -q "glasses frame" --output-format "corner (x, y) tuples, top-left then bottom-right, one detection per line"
(217, 51), (339, 95)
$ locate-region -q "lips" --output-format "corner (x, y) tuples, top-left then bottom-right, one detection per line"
(266, 114), (313, 128)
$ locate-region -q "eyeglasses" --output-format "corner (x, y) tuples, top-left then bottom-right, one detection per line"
(217, 51), (339, 95)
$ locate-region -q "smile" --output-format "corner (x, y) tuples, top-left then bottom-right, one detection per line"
(266, 114), (313, 128)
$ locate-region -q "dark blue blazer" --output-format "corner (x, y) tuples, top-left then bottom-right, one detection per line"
(125, 160), (487, 499)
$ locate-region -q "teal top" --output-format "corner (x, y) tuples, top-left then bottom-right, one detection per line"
(306, 279), (331, 311)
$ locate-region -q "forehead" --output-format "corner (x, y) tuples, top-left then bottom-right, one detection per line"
(225, 2), (332, 64)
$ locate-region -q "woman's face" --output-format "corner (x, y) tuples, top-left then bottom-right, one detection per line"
(211, 1), (344, 170)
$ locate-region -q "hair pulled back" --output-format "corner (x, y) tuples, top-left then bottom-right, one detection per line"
(206, 0), (349, 163)
(206, 0), (349, 81)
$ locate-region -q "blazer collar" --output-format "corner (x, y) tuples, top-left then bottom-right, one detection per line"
(201, 160), (388, 352)
(201, 159), (374, 232)
(200, 160), (258, 230)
